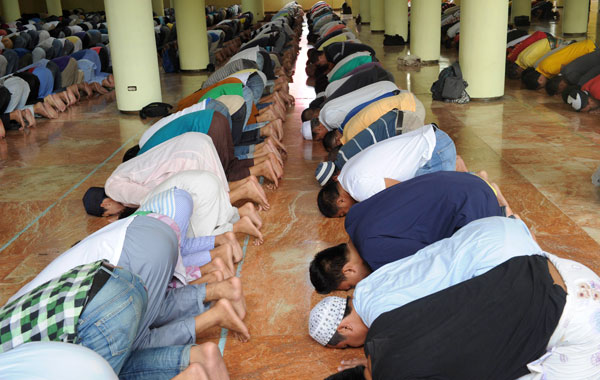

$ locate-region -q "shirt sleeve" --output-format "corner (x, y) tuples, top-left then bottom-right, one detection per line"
(180, 235), (216, 257)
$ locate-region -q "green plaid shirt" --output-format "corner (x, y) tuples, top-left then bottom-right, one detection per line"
(0, 260), (104, 353)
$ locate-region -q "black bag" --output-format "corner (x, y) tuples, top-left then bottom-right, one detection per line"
(139, 102), (173, 119)
(430, 62), (468, 101)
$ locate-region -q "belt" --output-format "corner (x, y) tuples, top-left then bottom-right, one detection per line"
(86, 262), (114, 306)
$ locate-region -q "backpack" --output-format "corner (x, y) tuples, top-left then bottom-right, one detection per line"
(161, 42), (180, 73)
(139, 102), (173, 119)
(430, 61), (468, 101)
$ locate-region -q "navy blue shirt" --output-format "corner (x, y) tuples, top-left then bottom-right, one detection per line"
(344, 171), (503, 271)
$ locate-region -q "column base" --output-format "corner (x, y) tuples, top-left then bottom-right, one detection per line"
(563, 32), (587, 37)
(181, 68), (211, 73)
(421, 59), (439, 65)
(372, 30), (384, 33)
(119, 110), (141, 114)
(470, 95), (504, 102)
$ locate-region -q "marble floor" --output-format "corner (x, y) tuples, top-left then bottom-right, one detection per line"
(1, 10), (600, 380)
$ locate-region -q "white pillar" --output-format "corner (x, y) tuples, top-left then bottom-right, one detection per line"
(359, 0), (370, 23)
(175, 0), (210, 70)
(511, 0), (531, 22)
(410, 0), (441, 62)
(384, 0), (407, 38)
(46, 0), (62, 16)
(370, 0), (384, 31)
(563, 0), (589, 35)
(152, 0), (165, 16)
(105, 0), (162, 111)
(458, 0), (509, 98)
(1, 0), (20, 22)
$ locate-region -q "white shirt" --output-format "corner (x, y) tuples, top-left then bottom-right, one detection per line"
(319, 80), (399, 131)
(353, 217), (544, 327)
(338, 125), (437, 202)
(106, 133), (228, 207)
(138, 100), (209, 148)
(9, 217), (135, 302)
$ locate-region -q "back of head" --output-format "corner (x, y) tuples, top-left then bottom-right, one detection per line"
(323, 130), (340, 152)
(317, 180), (341, 218)
(309, 243), (349, 293)
(521, 67), (542, 90)
(122, 144), (140, 162)
(307, 48), (320, 64)
(82, 186), (107, 217)
(301, 107), (315, 122)
(505, 61), (521, 80)
(315, 74), (329, 94)
(545, 75), (563, 96)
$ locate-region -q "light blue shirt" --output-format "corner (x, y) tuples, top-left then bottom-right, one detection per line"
(353, 216), (545, 327)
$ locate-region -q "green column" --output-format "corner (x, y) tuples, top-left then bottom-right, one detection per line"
(359, 0), (370, 23)
(46, 0), (62, 16)
(243, 0), (264, 22)
(352, 0), (360, 18)
(384, 0), (407, 38)
(1, 0), (20, 22)
(458, 0), (508, 98)
(511, 0), (531, 22)
(370, 0), (384, 31)
(410, 0), (440, 62)
(563, 0), (589, 36)
(105, 0), (162, 111)
(152, 0), (165, 16)
(175, 0), (209, 70)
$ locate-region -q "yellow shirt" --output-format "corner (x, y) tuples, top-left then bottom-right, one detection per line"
(536, 39), (596, 78)
(515, 39), (550, 69)
(317, 34), (348, 50)
(342, 93), (416, 144)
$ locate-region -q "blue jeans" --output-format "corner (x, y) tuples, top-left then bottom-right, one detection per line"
(234, 143), (256, 160)
(414, 128), (457, 177)
(119, 344), (192, 380)
(77, 267), (148, 374)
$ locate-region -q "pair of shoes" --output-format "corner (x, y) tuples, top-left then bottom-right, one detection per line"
(383, 34), (405, 46)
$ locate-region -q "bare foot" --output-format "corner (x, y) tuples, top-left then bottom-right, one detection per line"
(213, 299), (250, 342)
(233, 215), (264, 243)
(231, 180), (270, 210)
(477, 170), (489, 181)
(91, 82), (109, 95)
(208, 248), (235, 275)
(206, 277), (246, 319)
(21, 109), (35, 128)
(0, 120), (5, 138)
(455, 155), (468, 172)
(491, 182), (514, 217)
(189, 270), (224, 285)
(238, 202), (263, 229)
(44, 93), (65, 112)
(250, 159), (279, 187)
(339, 358), (368, 372)
(10, 109), (25, 130)
(214, 231), (243, 262)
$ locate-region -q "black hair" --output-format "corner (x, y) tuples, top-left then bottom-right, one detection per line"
(309, 96), (325, 109)
(310, 245), (349, 293)
(323, 130), (341, 152)
(310, 118), (322, 140)
(521, 67), (542, 90)
(317, 180), (341, 218)
(307, 33), (319, 44)
(545, 75), (565, 96)
(118, 207), (139, 220)
(327, 296), (353, 346)
(505, 61), (521, 80)
(307, 48), (320, 64)
(327, 146), (341, 162)
(561, 84), (579, 103)
(315, 74), (330, 94)
(122, 144), (140, 162)
(301, 107), (316, 122)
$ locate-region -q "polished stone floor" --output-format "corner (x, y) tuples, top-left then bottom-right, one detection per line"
(1, 11), (600, 380)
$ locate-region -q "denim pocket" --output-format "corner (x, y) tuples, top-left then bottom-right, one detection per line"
(95, 295), (142, 357)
